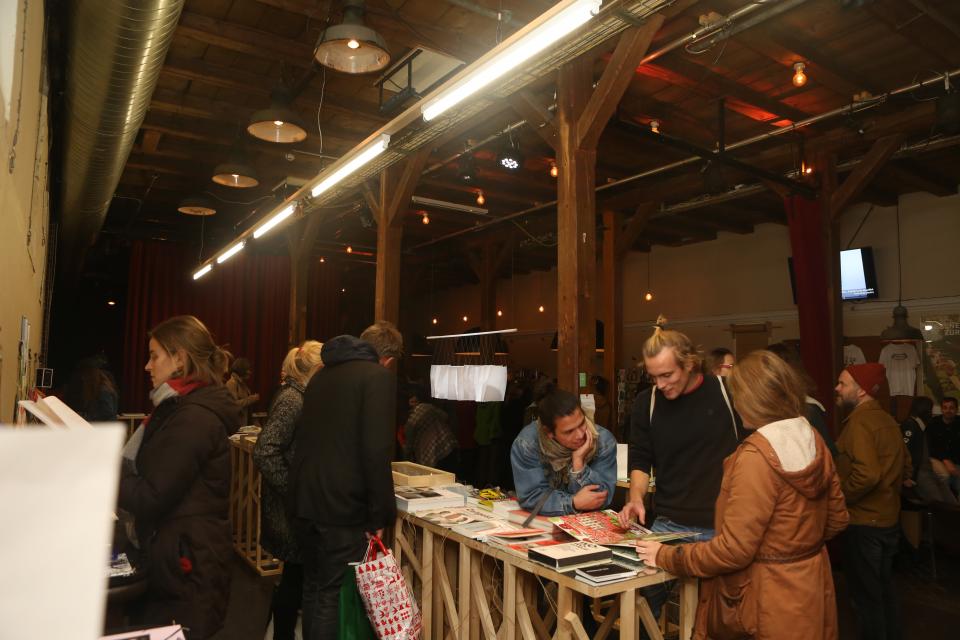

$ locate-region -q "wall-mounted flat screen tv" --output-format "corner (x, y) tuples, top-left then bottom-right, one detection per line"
(788, 246), (879, 303)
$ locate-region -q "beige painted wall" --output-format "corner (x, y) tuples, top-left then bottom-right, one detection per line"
(410, 191), (960, 376)
(0, 0), (50, 421)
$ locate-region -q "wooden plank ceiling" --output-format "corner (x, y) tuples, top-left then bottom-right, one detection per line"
(103, 0), (960, 293)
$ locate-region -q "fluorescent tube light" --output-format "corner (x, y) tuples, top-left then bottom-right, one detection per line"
(311, 134), (391, 198)
(253, 203), (297, 239)
(193, 264), (213, 280)
(421, 0), (602, 122)
(217, 241), (245, 264)
(410, 195), (488, 215)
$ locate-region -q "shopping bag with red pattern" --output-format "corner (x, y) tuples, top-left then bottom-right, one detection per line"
(354, 536), (422, 640)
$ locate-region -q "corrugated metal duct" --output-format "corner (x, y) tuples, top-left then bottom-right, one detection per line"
(58, 0), (185, 275)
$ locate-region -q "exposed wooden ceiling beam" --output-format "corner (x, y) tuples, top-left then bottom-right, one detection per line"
(176, 11), (314, 67)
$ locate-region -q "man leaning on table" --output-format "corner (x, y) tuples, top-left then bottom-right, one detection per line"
(510, 385), (618, 516)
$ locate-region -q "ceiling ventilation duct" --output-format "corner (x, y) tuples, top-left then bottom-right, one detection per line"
(58, 0), (185, 277)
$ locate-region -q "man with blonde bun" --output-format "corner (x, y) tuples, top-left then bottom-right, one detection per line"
(618, 316), (743, 618)
(835, 362), (911, 640)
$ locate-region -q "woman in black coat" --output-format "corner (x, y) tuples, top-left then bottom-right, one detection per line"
(118, 315), (241, 639)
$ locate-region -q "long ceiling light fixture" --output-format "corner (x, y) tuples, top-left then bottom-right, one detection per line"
(311, 133), (390, 198)
(193, 264), (213, 280)
(253, 202), (297, 239)
(216, 240), (246, 264)
(420, 0), (602, 122)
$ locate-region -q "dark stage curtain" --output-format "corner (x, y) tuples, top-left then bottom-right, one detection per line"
(122, 240), (291, 414)
(785, 195), (835, 429)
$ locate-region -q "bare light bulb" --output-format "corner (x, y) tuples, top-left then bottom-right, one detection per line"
(792, 62), (807, 87)
(320, 257), (325, 263)
(538, 305), (545, 313)
(650, 119), (660, 134)
(644, 292), (654, 302)
(273, 120), (284, 126)
(550, 163), (558, 178)
(497, 309), (503, 317)
(432, 317), (438, 325)
(462, 315), (468, 322)
(422, 212), (430, 224)
(107, 300), (116, 307)
(347, 39), (360, 49)
(341, 287), (347, 293)
(476, 191), (485, 206)
(346, 246), (353, 253)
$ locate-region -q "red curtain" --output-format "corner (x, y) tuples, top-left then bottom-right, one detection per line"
(122, 240), (291, 414)
(785, 195), (835, 427)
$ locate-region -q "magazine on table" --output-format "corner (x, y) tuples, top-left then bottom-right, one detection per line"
(527, 540), (612, 569)
(549, 510), (700, 546)
(451, 519), (543, 541)
(416, 506), (504, 527)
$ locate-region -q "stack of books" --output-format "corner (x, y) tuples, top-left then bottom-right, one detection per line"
(395, 486), (465, 513)
(574, 563), (639, 585)
(527, 541), (612, 571)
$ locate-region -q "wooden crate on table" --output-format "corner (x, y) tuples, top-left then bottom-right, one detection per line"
(392, 461), (455, 487)
(229, 435), (283, 577)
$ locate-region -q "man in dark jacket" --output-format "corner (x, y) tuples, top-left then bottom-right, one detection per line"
(291, 321), (402, 640)
(835, 363), (912, 640)
(901, 396), (957, 504)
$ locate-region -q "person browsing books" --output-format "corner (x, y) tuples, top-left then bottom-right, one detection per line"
(117, 315), (241, 639)
(635, 350), (849, 640)
(618, 316), (743, 618)
(510, 386), (617, 516)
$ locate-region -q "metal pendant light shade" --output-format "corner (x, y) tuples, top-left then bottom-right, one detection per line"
(212, 152), (259, 188)
(880, 305), (923, 341)
(177, 195), (217, 216)
(248, 88), (308, 143)
(314, 0), (390, 74)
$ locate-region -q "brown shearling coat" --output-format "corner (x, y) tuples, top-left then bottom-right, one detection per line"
(657, 425), (848, 640)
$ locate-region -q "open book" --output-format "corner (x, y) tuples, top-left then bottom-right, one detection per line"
(549, 510), (700, 546)
(19, 396), (92, 430)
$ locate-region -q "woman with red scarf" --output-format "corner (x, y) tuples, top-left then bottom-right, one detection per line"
(118, 315), (241, 638)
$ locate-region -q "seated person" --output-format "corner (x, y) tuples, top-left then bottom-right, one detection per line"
(510, 385), (617, 516)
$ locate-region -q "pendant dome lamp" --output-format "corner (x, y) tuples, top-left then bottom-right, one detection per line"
(247, 87), (308, 143)
(314, 0), (390, 74)
(212, 138), (259, 188)
(177, 194), (217, 216)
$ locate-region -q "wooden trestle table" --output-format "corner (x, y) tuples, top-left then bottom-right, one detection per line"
(392, 513), (697, 640)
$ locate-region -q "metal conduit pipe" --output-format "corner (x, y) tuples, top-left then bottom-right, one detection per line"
(444, 0), (523, 29)
(58, 0), (185, 276)
(411, 68), (960, 251)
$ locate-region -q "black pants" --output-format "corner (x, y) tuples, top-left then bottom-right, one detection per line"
(844, 524), (902, 640)
(296, 520), (368, 640)
(270, 562), (303, 640)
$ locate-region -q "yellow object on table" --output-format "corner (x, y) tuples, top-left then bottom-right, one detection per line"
(228, 435), (282, 577)
(392, 512), (698, 640)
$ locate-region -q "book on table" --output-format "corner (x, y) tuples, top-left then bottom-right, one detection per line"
(395, 485), (465, 513)
(574, 562), (639, 584)
(549, 509), (700, 546)
(527, 540), (612, 569)
(507, 508), (560, 533)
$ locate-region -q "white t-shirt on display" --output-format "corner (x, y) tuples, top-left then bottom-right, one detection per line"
(843, 344), (866, 367)
(879, 343), (919, 396)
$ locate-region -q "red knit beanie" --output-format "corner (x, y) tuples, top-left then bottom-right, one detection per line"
(846, 363), (886, 396)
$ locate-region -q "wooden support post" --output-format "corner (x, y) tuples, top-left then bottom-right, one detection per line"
(287, 213), (323, 344)
(467, 236), (513, 330)
(374, 149), (431, 324)
(602, 203), (654, 438)
(555, 19), (663, 393)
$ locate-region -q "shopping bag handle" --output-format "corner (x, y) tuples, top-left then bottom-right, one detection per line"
(364, 534), (389, 561)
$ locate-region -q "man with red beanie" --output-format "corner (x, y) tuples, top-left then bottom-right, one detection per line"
(835, 362), (912, 640)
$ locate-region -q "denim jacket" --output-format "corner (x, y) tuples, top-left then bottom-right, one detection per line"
(510, 421), (618, 516)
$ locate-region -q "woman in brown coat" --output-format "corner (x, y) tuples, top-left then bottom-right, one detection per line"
(636, 350), (849, 640)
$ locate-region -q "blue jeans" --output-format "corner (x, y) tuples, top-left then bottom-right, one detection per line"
(640, 517), (715, 620)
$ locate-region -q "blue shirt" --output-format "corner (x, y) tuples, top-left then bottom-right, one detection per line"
(510, 421), (618, 516)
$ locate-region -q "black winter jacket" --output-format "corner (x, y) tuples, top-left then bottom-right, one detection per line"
(118, 384), (241, 639)
(291, 335), (397, 531)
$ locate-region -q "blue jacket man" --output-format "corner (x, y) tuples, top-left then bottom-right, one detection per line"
(510, 386), (618, 516)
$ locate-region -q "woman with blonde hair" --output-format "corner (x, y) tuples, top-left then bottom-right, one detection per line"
(253, 340), (323, 640)
(118, 315), (241, 638)
(636, 350), (849, 640)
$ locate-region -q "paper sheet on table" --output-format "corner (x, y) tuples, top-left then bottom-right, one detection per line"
(0, 425), (125, 640)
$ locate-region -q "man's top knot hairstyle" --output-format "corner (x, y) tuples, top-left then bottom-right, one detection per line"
(642, 314), (703, 371)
